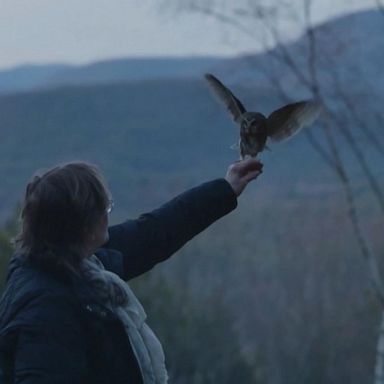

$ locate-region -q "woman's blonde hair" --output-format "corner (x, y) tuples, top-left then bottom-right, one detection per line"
(15, 162), (110, 274)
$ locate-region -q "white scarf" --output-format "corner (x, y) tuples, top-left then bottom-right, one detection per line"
(80, 254), (168, 384)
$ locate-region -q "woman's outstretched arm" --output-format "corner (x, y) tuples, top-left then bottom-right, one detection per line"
(98, 157), (263, 280)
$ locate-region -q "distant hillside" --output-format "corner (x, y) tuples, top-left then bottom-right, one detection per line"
(0, 77), (335, 221)
(0, 57), (226, 94)
(45, 57), (225, 88)
(0, 64), (71, 94)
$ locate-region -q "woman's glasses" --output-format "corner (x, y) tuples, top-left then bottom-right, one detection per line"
(106, 199), (114, 214)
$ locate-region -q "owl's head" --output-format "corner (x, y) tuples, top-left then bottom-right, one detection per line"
(242, 113), (267, 134)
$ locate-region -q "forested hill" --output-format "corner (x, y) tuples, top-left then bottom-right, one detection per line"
(0, 77), (337, 221)
(0, 57), (224, 94)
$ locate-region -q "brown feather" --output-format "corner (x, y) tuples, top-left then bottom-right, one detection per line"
(267, 101), (322, 142)
(204, 73), (246, 122)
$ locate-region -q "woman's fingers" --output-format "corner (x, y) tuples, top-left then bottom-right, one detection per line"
(243, 169), (263, 182)
(233, 158), (263, 177)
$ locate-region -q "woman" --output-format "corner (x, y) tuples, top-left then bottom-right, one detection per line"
(0, 157), (263, 384)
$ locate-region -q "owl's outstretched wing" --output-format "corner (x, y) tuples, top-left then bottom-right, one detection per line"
(204, 73), (246, 122)
(267, 101), (322, 142)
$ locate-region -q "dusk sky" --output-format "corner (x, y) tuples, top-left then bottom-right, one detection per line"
(0, 0), (374, 70)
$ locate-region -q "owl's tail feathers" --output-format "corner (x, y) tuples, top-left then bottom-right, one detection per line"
(267, 101), (322, 142)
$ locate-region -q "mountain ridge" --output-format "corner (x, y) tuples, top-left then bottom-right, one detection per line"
(0, 56), (226, 94)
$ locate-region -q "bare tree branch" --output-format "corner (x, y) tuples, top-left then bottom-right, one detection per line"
(187, 3), (255, 37)
(377, 0), (384, 16)
(169, 2), (384, 381)
(375, 313), (384, 384)
(328, 68), (384, 159)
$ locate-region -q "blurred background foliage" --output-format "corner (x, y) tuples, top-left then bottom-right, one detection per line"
(2, 193), (381, 382)
(0, 207), (19, 291)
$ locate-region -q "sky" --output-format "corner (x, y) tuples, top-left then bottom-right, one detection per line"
(0, 0), (375, 70)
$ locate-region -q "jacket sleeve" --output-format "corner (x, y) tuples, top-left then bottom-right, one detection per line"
(100, 178), (238, 280)
(12, 294), (88, 384)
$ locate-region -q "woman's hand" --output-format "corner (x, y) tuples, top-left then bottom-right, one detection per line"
(225, 156), (263, 197)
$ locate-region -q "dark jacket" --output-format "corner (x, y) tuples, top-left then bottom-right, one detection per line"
(0, 179), (237, 384)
